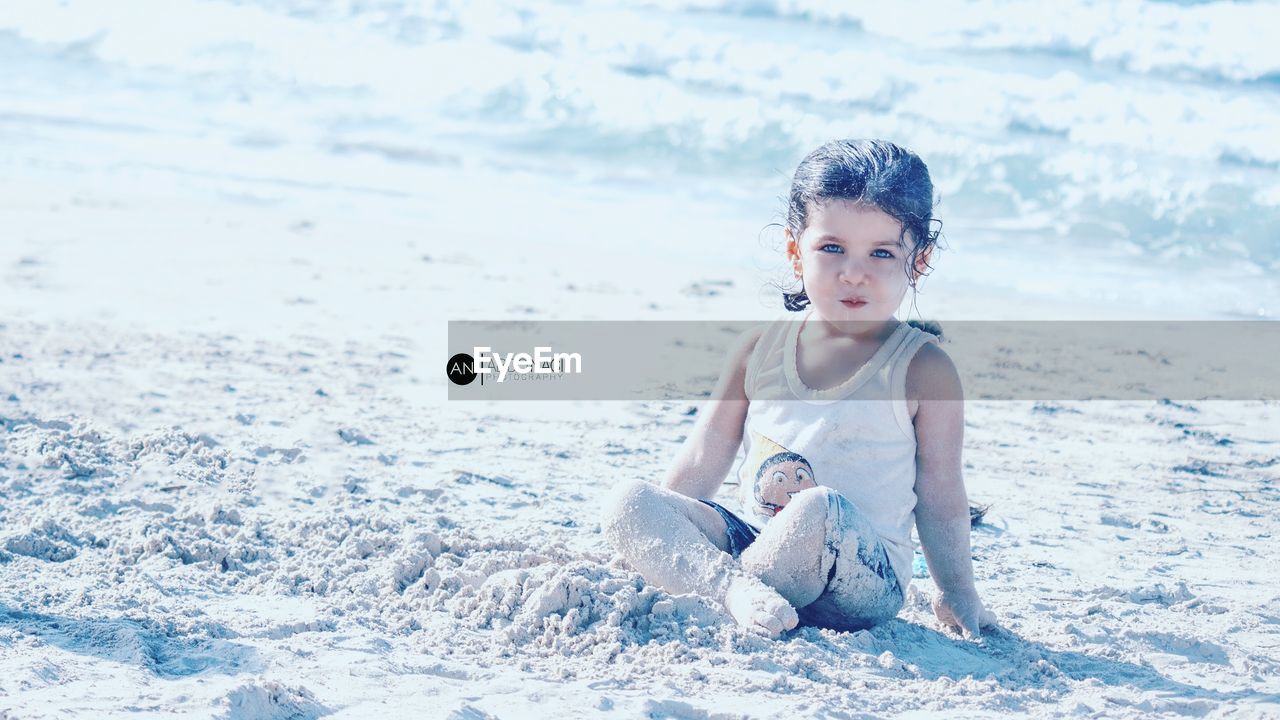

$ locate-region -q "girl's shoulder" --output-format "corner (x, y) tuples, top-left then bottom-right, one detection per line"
(904, 338), (963, 403)
(731, 313), (795, 371)
(737, 314), (799, 400)
(707, 322), (772, 404)
(730, 322), (770, 366)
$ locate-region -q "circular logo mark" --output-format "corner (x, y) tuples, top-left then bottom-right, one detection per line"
(446, 353), (477, 386)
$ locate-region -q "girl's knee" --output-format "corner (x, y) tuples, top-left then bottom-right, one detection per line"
(766, 486), (836, 553)
(602, 479), (660, 534)
(784, 485), (837, 521)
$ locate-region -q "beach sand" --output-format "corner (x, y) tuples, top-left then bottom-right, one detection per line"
(2, 172), (1278, 718)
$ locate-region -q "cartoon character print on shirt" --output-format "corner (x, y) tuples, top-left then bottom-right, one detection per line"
(747, 430), (818, 517)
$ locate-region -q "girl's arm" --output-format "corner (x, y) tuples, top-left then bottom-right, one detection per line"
(661, 326), (765, 499)
(908, 343), (997, 638)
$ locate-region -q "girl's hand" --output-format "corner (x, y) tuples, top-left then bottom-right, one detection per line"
(932, 590), (998, 640)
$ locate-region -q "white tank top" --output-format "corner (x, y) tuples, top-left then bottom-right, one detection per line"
(733, 308), (939, 589)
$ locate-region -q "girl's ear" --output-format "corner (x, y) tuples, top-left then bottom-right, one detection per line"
(911, 245), (934, 281)
(785, 229), (802, 275)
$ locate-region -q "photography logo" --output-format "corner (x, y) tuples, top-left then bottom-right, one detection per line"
(446, 353), (478, 386)
(447, 346), (582, 386)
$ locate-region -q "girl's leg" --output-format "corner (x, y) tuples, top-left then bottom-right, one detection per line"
(737, 486), (835, 608)
(739, 486), (903, 630)
(602, 479), (799, 637)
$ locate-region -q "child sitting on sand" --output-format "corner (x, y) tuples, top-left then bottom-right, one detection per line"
(603, 139), (997, 640)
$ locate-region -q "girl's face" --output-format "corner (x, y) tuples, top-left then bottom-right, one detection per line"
(786, 200), (925, 327)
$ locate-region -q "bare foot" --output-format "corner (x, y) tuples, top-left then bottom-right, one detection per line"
(723, 574), (799, 639)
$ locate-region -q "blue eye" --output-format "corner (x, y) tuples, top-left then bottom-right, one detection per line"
(872, 249), (895, 259)
(821, 243), (843, 253)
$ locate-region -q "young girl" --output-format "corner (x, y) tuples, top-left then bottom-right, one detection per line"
(603, 139), (997, 640)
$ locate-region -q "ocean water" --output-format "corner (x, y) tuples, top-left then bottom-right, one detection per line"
(2, 0), (1277, 319)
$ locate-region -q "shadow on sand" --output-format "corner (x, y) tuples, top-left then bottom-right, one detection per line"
(1, 603), (261, 679)
(871, 619), (1274, 712)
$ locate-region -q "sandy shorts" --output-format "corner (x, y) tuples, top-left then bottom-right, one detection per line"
(699, 498), (761, 557)
(701, 491), (904, 631)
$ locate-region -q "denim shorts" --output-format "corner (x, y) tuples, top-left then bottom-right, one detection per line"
(801, 487), (905, 630)
(699, 499), (760, 558)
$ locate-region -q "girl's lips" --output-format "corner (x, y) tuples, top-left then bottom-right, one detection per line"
(841, 299), (868, 307)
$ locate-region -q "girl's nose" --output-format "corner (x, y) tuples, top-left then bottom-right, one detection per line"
(839, 258), (871, 284)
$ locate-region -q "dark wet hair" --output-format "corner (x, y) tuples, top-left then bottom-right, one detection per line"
(779, 139), (942, 313)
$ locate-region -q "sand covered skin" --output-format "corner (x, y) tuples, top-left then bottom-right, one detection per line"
(3, 0), (1280, 716)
